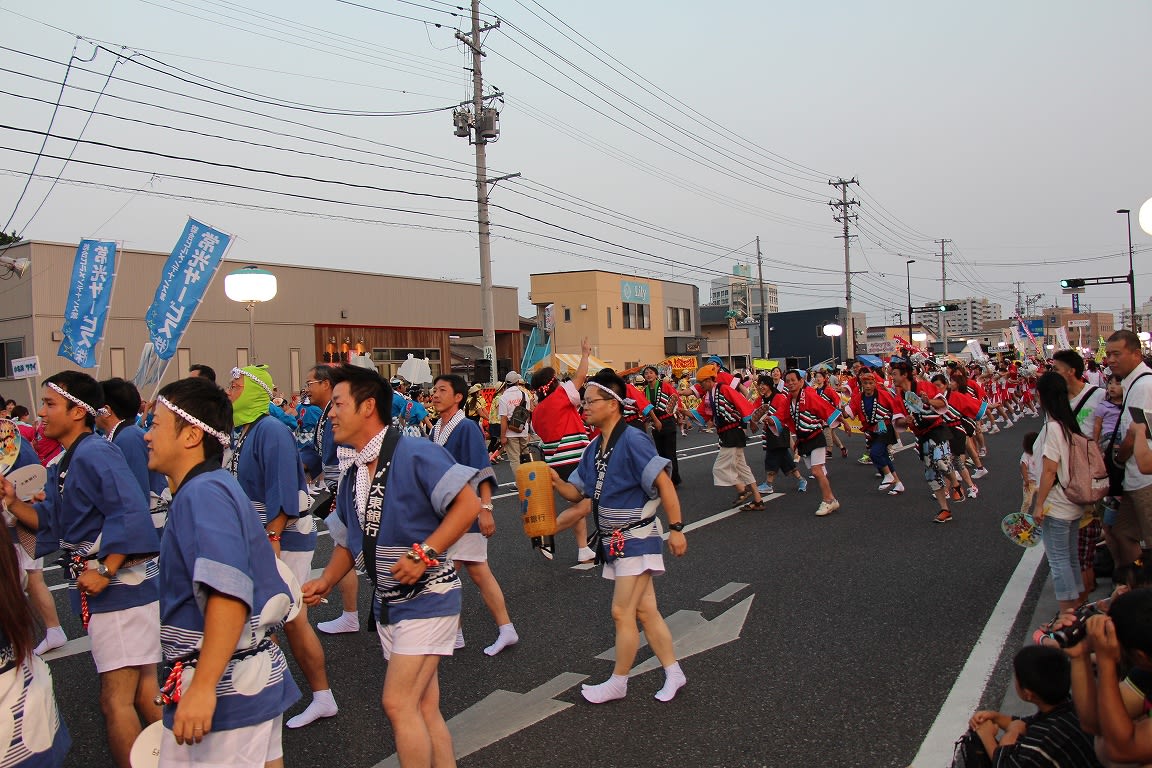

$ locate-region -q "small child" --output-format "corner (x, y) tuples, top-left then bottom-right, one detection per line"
(967, 645), (1100, 766)
(1020, 431), (1039, 517)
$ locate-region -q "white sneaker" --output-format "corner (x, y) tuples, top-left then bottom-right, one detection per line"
(815, 499), (839, 517)
(967, 485), (979, 499)
(971, 467), (989, 479)
(577, 546), (596, 563)
(878, 476), (895, 491)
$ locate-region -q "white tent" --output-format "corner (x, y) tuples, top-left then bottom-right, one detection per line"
(528, 353), (612, 375)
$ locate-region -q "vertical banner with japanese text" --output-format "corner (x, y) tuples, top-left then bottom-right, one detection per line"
(58, 239), (118, 368)
(145, 218), (232, 361)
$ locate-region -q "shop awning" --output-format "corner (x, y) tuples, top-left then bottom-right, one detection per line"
(529, 353), (613, 375)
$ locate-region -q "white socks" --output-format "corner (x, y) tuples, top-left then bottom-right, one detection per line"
(316, 611), (360, 635)
(581, 674), (628, 704)
(577, 546), (596, 563)
(655, 663), (687, 702)
(484, 624), (519, 656)
(33, 626), (67, 656)
(286, 689), (338, 729)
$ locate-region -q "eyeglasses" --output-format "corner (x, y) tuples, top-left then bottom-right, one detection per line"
(580, 398), (610, 408)
(304, 379), (326, 387)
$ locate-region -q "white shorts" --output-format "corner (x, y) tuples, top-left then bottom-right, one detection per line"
(376, 616), (458, 661)
(159, 715), (283, 767)
(712, 447), (755, 487)
(447, 532), (487, 564)
(87, 601), (162, 673)
(279, 549), (313, 589)
(804, 447), (827, 469)
(602, 553), (665, 580)
(13, 544), (42, 571)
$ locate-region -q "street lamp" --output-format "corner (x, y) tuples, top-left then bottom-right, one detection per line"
(905, 259), (916, 343)
(1140, 331), (1151, 351)
(1118, 209), (1137, 331)
(823, 322), (843, 366)
(224, 266), (277, 364)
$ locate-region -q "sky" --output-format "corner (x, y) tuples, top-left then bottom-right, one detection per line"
(0, 0), (1149, 326)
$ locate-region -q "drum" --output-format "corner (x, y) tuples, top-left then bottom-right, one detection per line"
(515, 461), (556, 538)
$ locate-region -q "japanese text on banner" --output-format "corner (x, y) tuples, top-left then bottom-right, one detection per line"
(58, 240), (118, 368)
(145, 218), (232, 360)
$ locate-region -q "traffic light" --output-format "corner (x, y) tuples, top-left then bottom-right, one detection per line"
(937, 303), (959, 312)
(1060, 278), (1086, 289)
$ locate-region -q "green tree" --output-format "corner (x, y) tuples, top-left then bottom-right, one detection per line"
(0, 232), (21, 246)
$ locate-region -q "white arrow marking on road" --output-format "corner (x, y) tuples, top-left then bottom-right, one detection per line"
(369, 672), (588, 768)
(701, 582), (750, 602)
(39, 635), (91, 662)
(593, 595), (755, 676)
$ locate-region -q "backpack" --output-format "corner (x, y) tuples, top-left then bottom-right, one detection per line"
(507, 387), (533, 432)
(1061, 426), (1110, 505)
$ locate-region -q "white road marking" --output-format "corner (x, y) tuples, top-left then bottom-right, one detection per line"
(370, 672), (589, 768)
(701, 582), (750, 602)
(910, 544), (1044, 767)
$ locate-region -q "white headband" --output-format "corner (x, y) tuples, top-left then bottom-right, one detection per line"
(231, 367), (274, 398)
(46, 382), (97, 417)
(586, 381), (632, 406)
(157, 396), (232, 447)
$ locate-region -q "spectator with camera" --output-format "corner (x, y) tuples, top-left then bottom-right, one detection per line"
(1066, 589), (1152, 765)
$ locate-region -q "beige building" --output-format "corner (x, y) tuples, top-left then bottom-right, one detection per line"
(529, 270), (701, 370)
(0, 240), (521, 404)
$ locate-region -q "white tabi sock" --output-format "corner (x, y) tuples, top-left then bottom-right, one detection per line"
(286, 689), (338, 729)
(33, 626), (67, 656)
(581, 674), (628, 704)
(484, 624), (519, 656)
(655, 663), (687, 702)
(316, 611), (360, 635)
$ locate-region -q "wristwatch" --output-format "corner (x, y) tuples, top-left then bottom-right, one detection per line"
(668, 522), (685, 532)
(480, 503), (494, 511)
(95, 561), (113, 578)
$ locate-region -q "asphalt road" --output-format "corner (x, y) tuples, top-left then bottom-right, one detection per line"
(42, 417), (1045, 768)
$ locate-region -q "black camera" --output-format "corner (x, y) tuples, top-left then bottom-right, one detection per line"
(1043, 603), (1103, 648)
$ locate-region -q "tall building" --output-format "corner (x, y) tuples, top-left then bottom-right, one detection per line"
(918, 297), (1002, 337)
(709, 263), (778, 317)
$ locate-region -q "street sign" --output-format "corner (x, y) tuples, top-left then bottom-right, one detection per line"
(1062, 287), (1086, 294)
(1067, 319), (1091, 328)
(1071, 293), (1080, 313)
(10, 356), (39, 379)
(1018, 319), (1044, 337)
(866, 340), (896, 355)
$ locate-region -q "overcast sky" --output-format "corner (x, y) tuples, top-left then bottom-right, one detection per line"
(1, 0), (1149, 326)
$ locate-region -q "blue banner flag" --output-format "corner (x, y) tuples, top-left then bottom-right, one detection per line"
(58, 239), (118, 368)
(145, 218), (232, 361)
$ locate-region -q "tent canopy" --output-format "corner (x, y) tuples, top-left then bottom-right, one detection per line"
(528, 352), (612, 376)
(857, 354), (885, 369)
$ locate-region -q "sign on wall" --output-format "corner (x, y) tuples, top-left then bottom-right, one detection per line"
(620, 280), (650, 304)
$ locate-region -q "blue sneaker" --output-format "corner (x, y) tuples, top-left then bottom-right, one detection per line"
(797, 478), (808, 493)
(758, 483), (773, 494)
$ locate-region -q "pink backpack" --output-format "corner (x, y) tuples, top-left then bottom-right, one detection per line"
(1061, 427), (1109, 505)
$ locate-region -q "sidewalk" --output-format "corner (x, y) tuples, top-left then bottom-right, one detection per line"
(995, 553), (1109, 716)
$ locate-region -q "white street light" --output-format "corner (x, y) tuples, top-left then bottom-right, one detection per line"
(823, 323), (843, 364)
(1139, 198), (1152, 237)
(225, 266), (277, 364)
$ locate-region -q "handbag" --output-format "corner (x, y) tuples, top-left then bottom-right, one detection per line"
(949, 729), (992, 768)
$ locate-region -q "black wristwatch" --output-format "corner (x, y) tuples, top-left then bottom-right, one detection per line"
(668, 522), (685, 532)
(95, 561), (113, 578)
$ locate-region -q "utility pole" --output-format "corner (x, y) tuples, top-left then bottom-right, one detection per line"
(936, 238), (952, 359)
(455, 1), (501, 383)
(755, 236), (768, 360)
(829, 178), (859, 359)
(1013, 281), (1025, 318)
